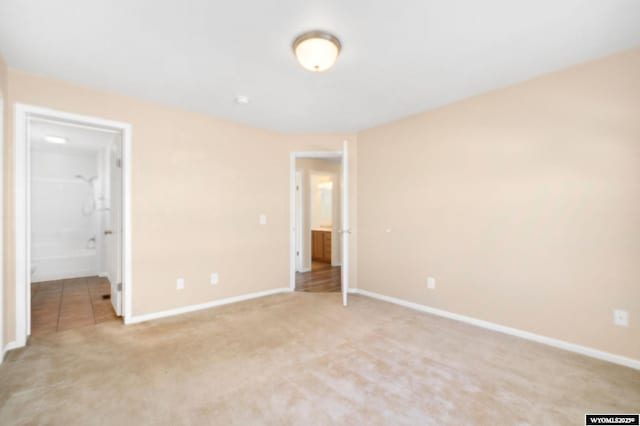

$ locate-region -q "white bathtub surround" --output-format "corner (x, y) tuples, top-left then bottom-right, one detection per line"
(31, 248), (98, 282)
(30, 120), (117, 283)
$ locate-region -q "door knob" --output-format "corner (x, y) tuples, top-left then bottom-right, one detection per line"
(104, 230), (113, 235)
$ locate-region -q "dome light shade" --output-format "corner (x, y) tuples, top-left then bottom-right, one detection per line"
(293, 31), (341, 72)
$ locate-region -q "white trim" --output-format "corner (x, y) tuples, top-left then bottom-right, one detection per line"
(289, 154), (296, 290)
(354, 289), (640, 370)
(29, 116), (122, 134)
(0, 98), (4, 358)
(341, 140), (350, 306)
(291, 151), (342, 159)
(295, 170), (304, 272)
(122, 126), (132, 321)
(125, 288), (291, 325)
(2, 341), (19, 361)
(289, 151), (343, 292)
(14, 104), (133, 349)
(15, 104), (27, 346)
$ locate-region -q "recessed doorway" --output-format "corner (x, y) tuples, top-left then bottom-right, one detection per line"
(290, 145), (350, 302)
(28, 118), (123, 335)
(14, 104), (132, 346)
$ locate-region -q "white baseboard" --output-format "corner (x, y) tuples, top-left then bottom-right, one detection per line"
(126, 287), (292, 325)
(2, 340), (19, 363)
(98, 272), (108, 278)
(354, 289), (640, 371)
(297, 267), (312, 273)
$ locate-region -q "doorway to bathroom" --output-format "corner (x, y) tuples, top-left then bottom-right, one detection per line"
(14, 104), (132, 345)
(292, 155), (344, 294)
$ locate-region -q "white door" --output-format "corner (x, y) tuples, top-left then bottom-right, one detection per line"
(295, 170), (303, 272)
(0, 99), (4, 346)
(106, 142), (122, 315)
(341, 141), (350, 306)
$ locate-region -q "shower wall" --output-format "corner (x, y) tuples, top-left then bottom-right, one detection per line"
(31, 149), (102, 282)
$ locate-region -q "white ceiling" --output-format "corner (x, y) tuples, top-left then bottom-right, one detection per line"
(1, 0), (639, 133)
(30, 119), (116, 155)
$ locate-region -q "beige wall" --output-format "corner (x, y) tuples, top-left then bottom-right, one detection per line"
(2, 48), (636, 363)
(2, 69), (358, 343)
(357, 49), (640, 360)
(296, 158), (343, 269)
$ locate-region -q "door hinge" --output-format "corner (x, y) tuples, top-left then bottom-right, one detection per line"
(296, 185), (299, 190)
(117, 283), (122, 292)
(116, 158), (122, 168)
(296, 251), (300, 256)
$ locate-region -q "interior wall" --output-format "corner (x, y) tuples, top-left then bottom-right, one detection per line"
(30, 149), (99, 282)
(357, 48), (640, 360)
(310, 175), (333, 230)
(296, 158), (342, 269)
(3, 68), (358, 344)
(10, 47), (636, 363)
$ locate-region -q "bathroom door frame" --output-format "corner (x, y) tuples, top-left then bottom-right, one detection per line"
(289, 144), (350, 305)
(308, 170), (340, 268)
(0, 98), (4, 359)
(294, 170), (306, 272)
(13, 103), (133, 348)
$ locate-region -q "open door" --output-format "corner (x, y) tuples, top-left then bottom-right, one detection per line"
(106, 141), (123, 316)
(341, 141), (350, 306)
(295, 170), (303, 272)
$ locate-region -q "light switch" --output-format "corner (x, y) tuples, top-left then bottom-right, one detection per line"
(259, 214), (267, 225)
(427, 277), (436, 289)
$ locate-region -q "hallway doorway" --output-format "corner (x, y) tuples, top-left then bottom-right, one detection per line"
(292, 155), (343, 293)
(295, 262), (341, 292)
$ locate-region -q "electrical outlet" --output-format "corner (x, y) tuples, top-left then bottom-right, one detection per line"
(176, 278), (185, 290)
(613, 309), (628, 327)
(427, 277), (436, 290)
(211, 273), (219, 285)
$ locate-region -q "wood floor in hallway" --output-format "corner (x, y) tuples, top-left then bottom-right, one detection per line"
(31, 276), (119, 336)
(295, 261), (341, 292)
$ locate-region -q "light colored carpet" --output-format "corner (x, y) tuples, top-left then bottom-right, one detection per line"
(1, 292), (638, 425)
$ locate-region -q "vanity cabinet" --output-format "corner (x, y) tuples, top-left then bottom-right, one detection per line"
(312, 230), (332, 263)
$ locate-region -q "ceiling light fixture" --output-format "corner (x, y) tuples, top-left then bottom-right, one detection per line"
(317, 181), (333, 190)
(293, 31), (341, 72)
(235, 95), (250, 105)
(44, 135), (67, 144)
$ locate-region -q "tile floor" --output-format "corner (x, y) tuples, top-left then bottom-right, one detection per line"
(31, 276), (119, 335)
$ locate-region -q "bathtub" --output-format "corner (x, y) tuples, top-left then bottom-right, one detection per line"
(31, 242), (98, 283)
